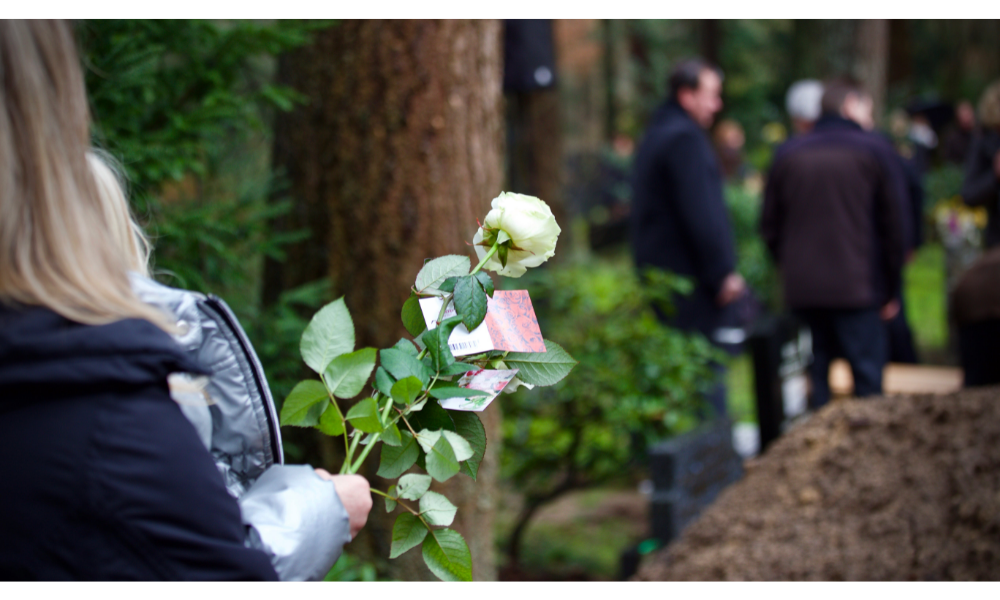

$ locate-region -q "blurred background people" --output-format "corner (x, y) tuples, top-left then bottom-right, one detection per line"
(785, 79), (825, 135)
(631, 57), (745, 418)
(761, 78), (907, 408)
(713, 119), (749, 182)
(942, 100), (977, 165)
(961, 79), (1000, 249)
(950, 246), (1000, 387)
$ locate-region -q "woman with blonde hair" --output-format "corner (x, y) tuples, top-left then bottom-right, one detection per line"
(0, 20), (278, 580)
(87, 150), (371, 581)
(961, 79), (1000, 248)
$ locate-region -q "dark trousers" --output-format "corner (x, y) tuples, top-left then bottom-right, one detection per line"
(958, 319), (1000, 387)
(796, 307), (887, 408)
(886, 293), (918, 364)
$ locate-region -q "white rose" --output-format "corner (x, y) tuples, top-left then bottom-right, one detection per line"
(472, 192), (561, 278)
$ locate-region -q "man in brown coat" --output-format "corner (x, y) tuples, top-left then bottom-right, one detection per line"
(761, 79), (908, 407)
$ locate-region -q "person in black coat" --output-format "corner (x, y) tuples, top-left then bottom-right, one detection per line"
(630, 58), (746, 417)
(0, 307), (279, 580)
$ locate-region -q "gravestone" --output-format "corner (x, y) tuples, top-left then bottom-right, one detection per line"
(648, 418), (744, 544)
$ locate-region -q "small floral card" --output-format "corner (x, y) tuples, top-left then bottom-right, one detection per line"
(419, 290), (546, 357)
(436, 368), (520, 411)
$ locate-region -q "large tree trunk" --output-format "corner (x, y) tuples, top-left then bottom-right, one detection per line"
(855, 19), (889, 125)
(269, 19), (504, 581)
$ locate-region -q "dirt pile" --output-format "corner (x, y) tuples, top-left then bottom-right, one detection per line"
(636, 386), (1000, 580)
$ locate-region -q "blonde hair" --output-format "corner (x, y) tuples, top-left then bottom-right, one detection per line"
(87, 151), (152, 278)
(978, 80), (1000, 129)
(0, 20), (170, 329)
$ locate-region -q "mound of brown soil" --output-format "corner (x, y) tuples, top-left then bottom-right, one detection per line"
(636, 386), (1000, 581)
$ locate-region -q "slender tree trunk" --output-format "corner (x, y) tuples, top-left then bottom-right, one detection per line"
(700, 20), (721, 67)
(269, 19), (504, 581)
(506, 89), (564, 232)
(855, 19), (889, 125)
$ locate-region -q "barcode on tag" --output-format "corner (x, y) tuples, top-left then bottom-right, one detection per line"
(449, 341), (478, 351)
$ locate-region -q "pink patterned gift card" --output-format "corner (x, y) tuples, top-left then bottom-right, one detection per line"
(419, 290), (546, 357)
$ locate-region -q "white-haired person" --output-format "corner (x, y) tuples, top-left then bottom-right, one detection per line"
(0, 20), (365, 581)
(786, 79), (824, 135)
(87, 151), (372, 581)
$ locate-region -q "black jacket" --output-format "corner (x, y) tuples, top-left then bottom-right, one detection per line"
(961, 127), (1000, 248)
(761, 116), (908, 310)
(0, 304), (278, 581)
(631, 101), (736, 337)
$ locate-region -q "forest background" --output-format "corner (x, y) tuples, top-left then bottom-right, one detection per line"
(79, 19), (998, 580)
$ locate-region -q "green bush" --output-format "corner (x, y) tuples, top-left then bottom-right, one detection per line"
(79, 20), (331, 408)
(724, 183), (779, 309)
(499, 254), (722, 563)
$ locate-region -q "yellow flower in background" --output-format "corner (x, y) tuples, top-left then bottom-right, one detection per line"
(473, 192), (561, 278)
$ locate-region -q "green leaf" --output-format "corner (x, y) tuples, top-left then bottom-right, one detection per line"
(393, 337), (418, 357)
(381, 423), (403, 447)
(391, 376), (424, 405)
(428, 387), (489, 400)
(323, 347), (377, 399)
(300, 297), (355, 374)
(345, 397), (382, 434)
(474, 271), (494, 297)
(378, 431), (419, 479)
(401, 295), (427, 338)
(407, 399), (456, 433)
(385, 484), (397, 513)
(437, 276), (459, 294)
(396, 473), (432, 500)
(415, 430), (470, 461)
(390, 512), (428, 559)
(440, 362), (478, 376)
(374, 367), (395, 397)
(422, 528), (472, 581)
(423, 434), (461, 482)
(451, 412), (487, 480)
(380, 348), (432, 388)
(453, 275), (488, 331)
(419, 491), (457, 527)
(424, 315), (463, 372)
(317, 399), (345, 436)
(497, 244), (509, 268)
(414, 255), (470, 294)
(279, 380), (328, 427)
(445, 431), (473, 462)
(503, 339), (578, 386)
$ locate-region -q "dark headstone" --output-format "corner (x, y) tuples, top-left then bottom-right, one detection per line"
(648, 419), (743, 544)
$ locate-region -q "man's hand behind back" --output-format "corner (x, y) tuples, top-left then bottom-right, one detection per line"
(716, 272), (747, 306)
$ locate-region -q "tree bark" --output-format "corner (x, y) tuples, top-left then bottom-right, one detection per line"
(269, 19), (504, 581)
(505, 89), (564, 233)
(855, 19), (889, 125)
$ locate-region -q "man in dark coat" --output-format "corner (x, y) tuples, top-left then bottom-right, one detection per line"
(761, 79), (908, 408)
(631, 58), (745, 416)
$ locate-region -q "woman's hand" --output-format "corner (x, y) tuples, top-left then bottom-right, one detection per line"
(314, 469), (372, 540)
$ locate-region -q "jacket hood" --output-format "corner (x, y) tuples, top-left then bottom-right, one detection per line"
(0, 303), (209, 407)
